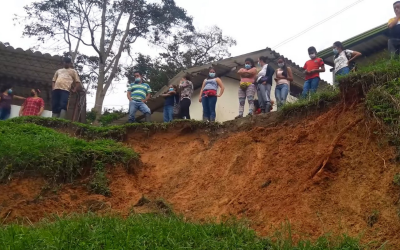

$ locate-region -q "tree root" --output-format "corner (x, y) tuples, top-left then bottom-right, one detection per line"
(310, 117), (363, 179)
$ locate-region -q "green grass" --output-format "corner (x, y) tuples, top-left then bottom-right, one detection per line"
(8, 116), (223, 142)
(0, 121), (138, 191)
(280, 88), (340, 117)
(0, 214), (370, 250)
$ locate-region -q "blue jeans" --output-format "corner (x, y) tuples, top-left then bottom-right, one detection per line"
(201, 95), (217, 121)
(302, 77), (320, 98)
(52, 89), (70, 114)
(0, 108), (11, 120)
(163, 105), (173, 122)
(128, 100), (151, 123)
(275, 84), (289, 109)
(336, 67), (350, 76)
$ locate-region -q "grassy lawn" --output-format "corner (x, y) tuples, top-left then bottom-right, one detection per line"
(0, 214), (369, 250)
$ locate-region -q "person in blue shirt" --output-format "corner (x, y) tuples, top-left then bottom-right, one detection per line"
(160, 85), (178, 122)
(127, 71), (152, 123)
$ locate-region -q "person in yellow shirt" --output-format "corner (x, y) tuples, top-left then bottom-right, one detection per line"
(388, 1), (400, 56)
(51, 57), (81, 119)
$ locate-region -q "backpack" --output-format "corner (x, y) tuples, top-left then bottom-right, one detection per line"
(345, 50), (357, 72)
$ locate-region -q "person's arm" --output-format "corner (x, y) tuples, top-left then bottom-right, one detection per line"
(216, 78), (225, 97)
(303, 63), (309, 75)
(389, 17), (400, 29)
(37, 99), (45, 116)
(14, 95), (26, 100)
(127, 91), (132, 101)
(143, 93), (151, 103)
(198, 80), (206, 102)
(286, 67), (293, 82)
(52, 71), (58, 90)
(72, 70), (82, 92)
(274, 69), (279, 82)
(19, 101), (26, 116)
(310, 61), (326, 73)
(348, 50), (362, 63)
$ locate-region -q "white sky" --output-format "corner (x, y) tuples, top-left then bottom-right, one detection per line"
(0, 0), (395, 110)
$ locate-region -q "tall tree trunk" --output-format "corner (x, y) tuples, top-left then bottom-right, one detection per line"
(93, 64), (106, 125)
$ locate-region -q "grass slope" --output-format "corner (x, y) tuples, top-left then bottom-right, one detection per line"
(0, 121), (138, 192)
(0, 214), (368, 250)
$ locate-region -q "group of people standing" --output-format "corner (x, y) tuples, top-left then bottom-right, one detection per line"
(0, 57), (82, 121)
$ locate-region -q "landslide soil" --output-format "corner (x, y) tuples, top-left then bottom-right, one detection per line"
(1, 103), (400, 247)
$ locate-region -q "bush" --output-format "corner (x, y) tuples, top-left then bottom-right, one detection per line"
(0, 214), (369, 250)
(0, 121), (138, 183)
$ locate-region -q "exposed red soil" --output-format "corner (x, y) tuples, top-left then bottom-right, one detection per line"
(1, 102), (400, 247)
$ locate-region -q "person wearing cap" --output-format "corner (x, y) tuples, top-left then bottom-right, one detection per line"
(19, 89), (45, 117)
(51, 57), (81, 119)
(388, 1), (400, 56)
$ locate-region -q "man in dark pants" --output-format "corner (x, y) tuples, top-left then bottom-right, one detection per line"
(51, 57), (81, 119)
(388, 1), (400, 56)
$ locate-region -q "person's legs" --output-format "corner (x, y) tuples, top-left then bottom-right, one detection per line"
(257, 85), (266, 112)
(275, 84), (283, 109)
(163, 105), (169, 122)
(201, 95), (210, 121)
(167, 105), (173, 122)
(180, 98), (191, 119)
(208, 96), (217, 122)
(246, 84), (256, 115)
(137, 101), (151, 122)
(0, 108), (10, 120)
(128, 100), (139, 123)
(336, 67), (350, 76)
(280, 84), (289, 106)
(302, 79), (311, 98)
(51, 89), (61, 118)
(238, 88), (246, 117)
(310, 77), (320, 94)
(388, 39), (400, 58)
(263, 84), (272, 112)
(59, 90), (70, 119)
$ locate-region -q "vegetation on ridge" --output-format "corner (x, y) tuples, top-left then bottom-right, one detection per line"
(0, 121), (138, 195)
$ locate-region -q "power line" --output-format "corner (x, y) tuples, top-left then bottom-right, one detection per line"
(273, 0), (367, 50)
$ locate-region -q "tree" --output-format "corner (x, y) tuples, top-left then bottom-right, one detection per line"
(16, 0), (193, 118)
(127, 26), (236, 92)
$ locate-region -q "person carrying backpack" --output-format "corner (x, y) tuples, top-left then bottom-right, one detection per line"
(256, 56), (275, 113)
(332, 41), (362, 78)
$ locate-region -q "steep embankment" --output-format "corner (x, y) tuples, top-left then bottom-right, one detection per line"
(1, 101), (399, 247)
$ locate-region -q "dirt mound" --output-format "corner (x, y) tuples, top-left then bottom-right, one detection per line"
(1, 102), (400, 247)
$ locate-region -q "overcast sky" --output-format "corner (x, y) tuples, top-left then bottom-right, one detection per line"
(0, 0), (395, 110)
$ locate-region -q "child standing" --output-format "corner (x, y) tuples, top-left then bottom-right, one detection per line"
(302, 47), (325, 98)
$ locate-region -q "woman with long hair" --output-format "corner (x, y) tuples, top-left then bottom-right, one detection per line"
(179, 73), (194, 119)
(274, 57), (293, 110)
(19, 89), (45, 117)
(236, 58), (257, 118)
(332, 41), (362, 77)
(198, 67), (225, 122)
(0, 84), (26, 120)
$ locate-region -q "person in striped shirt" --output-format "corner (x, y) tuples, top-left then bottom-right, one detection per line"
(127, 71), (152, 123)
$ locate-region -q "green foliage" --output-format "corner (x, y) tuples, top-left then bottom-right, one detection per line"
(128, 26), (236, 92)
(8, 116), (223, 142)
(394, 173), (400, 186)
(280, 89), (340, 116)
(86, 109), (128, 126)
(88, 162), (110, 196)
(0, 121), (138, 183)
(0, 214), (370, 250)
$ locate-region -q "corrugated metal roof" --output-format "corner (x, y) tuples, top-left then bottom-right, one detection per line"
(318, 24), (388, 66)
(0, 42), (63, 85)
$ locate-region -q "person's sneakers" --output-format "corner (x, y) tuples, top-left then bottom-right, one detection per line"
(235, 115), (243, 119)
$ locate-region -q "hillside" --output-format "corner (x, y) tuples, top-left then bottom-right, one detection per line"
(1, 59), (400, 249)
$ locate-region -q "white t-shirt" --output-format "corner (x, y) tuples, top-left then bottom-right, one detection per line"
(334, 49), (353, 74)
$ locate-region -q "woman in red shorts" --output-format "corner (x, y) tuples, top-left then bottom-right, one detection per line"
(19, 89), (45, 117)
